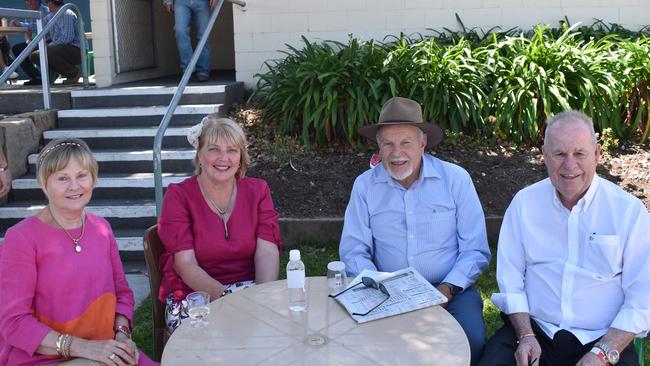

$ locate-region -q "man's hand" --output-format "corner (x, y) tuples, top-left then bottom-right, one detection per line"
(164, 4), (173, 13)
(436, 284), (452, 309)
(210, 0), (217, 8)
(9, 19), (20, 27)
(575, 351), (606, 366)
(515, 336), (541, 366)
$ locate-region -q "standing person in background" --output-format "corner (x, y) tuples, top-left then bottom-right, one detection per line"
(0, 147), (12, 197)
(10, 0), (51, 84)
(163, 0), (214, 82)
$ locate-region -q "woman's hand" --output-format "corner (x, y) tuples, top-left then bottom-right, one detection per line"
(73, 338), (137, 366)
(114, 332), (139, 365)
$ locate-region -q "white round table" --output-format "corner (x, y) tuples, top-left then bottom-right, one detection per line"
(162, 277), (470, 366)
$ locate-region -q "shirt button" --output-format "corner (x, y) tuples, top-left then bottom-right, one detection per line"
(408, 211), (413, 215)
(409, 235), (414, 238)
(409, 256), (414, 260)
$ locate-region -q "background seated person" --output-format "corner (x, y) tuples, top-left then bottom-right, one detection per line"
(0, 138), (156, 365)
(26, 0), (81, 85)
(158, 116), (281, 332)
(1, 36), (19, 80)
(10, 0), (51, 84)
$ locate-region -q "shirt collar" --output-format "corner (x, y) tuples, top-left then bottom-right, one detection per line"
(551, 175), (600, 212)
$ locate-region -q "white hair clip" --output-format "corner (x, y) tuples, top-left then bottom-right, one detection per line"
(187, 118), (207, 149)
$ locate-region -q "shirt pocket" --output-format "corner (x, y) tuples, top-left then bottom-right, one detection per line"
(584, 234), (623, 278)
(415, 207), (457, 248)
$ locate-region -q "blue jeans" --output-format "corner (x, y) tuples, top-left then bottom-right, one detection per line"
(173, 0), (211, 76)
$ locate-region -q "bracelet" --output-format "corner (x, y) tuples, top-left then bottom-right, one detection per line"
(63, 334), (72, 359)
(517, 332), (536, 343)
(115, 325), (132, 339)
(55, 333), (65, 356)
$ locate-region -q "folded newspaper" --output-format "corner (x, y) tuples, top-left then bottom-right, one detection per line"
(331, 267), (448, 323)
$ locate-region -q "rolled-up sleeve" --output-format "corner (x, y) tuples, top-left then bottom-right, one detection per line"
(610, 203), (650, 334)
(491, 195), (530, 314)
(109, 231), (135, 323)
(443, 169), (490, 289)
(255, 181), (282, 250)
(339, 176), (378, 277)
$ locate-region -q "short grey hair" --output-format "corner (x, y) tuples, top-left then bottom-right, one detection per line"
(544, 110), (597, 146)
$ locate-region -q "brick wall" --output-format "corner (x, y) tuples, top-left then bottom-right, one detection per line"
(234, 0), (650, 87)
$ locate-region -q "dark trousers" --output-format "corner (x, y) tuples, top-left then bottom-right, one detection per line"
(12, 42), (40, 79)
(28, 44), (80, 78)
(478, 314), (639, 366)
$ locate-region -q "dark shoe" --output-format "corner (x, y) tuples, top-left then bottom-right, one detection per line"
(24, 78), (42, 85)
(62, 67), (81, 85)
(196, 73), (209, 82)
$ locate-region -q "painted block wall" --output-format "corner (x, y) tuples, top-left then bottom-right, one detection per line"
(233, 0), (650, 87)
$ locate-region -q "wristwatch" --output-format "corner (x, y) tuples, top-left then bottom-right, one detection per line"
(594, 341), (620, 365)
(441, 282), (463, 295)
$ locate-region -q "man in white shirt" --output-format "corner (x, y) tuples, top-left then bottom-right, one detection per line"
(479, 111), (650, 366)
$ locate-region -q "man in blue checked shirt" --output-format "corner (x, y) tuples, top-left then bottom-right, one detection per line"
(24, 0), (81, 85)
(340, 96), (491, 365)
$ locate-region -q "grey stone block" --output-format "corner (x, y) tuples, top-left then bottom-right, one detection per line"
(0, 118), (39, 180)
(14, 110), (58, 143)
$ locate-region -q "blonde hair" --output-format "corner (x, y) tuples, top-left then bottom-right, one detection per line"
(193, 116), (250, 177)
(36, 138), (98, 189)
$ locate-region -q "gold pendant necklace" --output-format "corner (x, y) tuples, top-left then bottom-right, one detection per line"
(48, 206), (85, 253)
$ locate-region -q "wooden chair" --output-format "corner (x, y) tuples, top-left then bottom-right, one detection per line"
(143, 225), (168, 362)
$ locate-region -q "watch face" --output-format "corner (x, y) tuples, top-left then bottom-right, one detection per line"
(608, 350), (620, 364)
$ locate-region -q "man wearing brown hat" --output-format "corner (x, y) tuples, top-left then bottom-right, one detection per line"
(339, 97), (491, 364)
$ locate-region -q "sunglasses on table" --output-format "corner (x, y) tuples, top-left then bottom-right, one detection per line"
(328, 276), (391, 316)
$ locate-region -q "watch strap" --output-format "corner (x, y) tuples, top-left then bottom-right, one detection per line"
(590, 347), (609, 365)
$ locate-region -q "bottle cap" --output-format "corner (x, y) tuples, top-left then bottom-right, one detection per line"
(327, 261), (345, 272)
(289, 249), (301, 261)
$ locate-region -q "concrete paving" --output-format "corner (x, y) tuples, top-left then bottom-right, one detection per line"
(124, 261), (151, 307)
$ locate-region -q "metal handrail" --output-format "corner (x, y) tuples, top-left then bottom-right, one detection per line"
(153, 0), (246, 218)
(0, 3), (89, 109)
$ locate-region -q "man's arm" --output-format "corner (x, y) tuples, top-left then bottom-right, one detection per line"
(339, 176), (377, 277)
(442, 168), (490, 291)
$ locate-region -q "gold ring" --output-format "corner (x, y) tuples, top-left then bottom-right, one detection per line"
(109, 353), (116, 360)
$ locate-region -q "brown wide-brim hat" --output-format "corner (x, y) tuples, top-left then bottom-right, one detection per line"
(358, 97), (444, 149)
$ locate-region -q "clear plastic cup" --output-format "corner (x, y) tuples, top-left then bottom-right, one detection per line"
(327, 261), (347, 294)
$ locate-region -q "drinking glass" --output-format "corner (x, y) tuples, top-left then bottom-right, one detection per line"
(186, 291), (211, 328)
(327, 261), (347, 294)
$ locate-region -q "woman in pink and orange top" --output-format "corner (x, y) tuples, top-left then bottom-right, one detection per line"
(0, 138), (156, 365)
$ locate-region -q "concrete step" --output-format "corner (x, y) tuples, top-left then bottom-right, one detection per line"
(0, 200), (158, 231)
(70, 83), (241, 109)
(11, 173), (191, 201)
(57, 104), (223, 128)
(28, 148), (195, 174)
(43, 127), (192, 149)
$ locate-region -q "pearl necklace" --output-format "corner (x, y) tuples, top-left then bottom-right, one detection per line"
(48, 206), (85, 253)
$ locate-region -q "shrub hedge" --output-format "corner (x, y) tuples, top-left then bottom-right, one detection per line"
(251, 20), (650, 147)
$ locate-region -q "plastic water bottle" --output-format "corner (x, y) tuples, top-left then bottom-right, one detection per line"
(287, 249), (307, 311)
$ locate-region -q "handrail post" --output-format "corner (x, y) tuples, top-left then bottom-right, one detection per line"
(36, 18), (51, 110)
(153, 0), (246, 218)
(0, 3), (89, 107)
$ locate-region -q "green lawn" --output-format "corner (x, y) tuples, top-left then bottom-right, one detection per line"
(132, 244), (646, 360)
